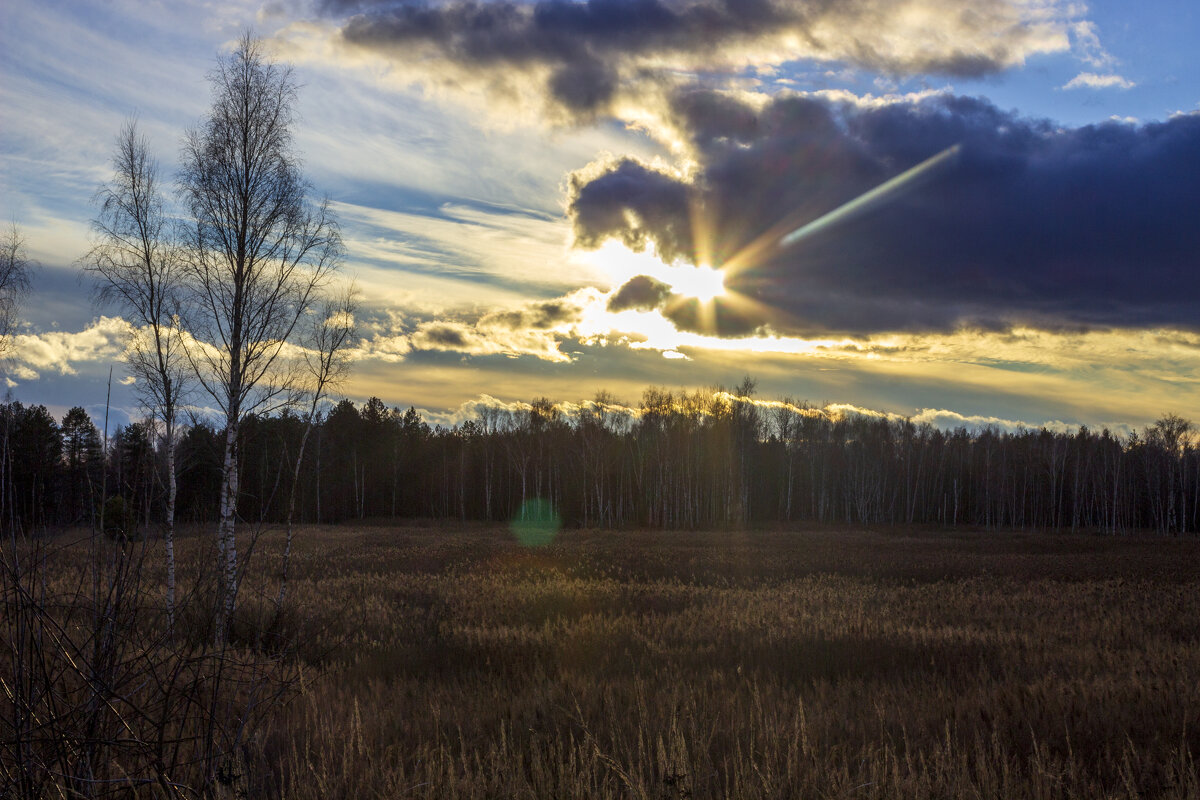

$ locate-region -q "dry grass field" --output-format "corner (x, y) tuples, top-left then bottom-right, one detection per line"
(7, 523), (1200, 798)
(233, 523), (1200, 799)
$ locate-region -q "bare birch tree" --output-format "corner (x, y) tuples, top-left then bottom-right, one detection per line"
(0, 223), (33, 364)
(179, 34), (341, 641)
(278, 286), (356, 607)
(84, 120), (188, 635)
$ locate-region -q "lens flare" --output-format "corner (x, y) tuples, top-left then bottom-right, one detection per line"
(779, 144), (961, 249)
(511, 498), (561, 547)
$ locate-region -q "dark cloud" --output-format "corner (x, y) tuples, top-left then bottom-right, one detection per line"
(482, 298), (583, 329)
(605, 274), (762, 334)
(664, 295), (765, 336)
(548, 55), (617, 113)
(415, 323), (470, 347)
(569, 91), (1200, 335)
(400, 294), (596, 361)
(327, 0), (1059, 116)
(567, 159), (693, 260)
(607, 274), (672, 311)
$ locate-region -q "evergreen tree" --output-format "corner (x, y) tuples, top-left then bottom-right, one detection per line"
(60, 407), (103, 526)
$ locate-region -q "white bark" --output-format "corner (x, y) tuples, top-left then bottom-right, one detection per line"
(216, 421), (239, 642)
(164, 417), (177, 636)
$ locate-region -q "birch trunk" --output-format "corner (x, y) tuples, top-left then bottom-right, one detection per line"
(278, 423), (313, 608)
(216, 420), (239, 643)
(164, 417), (177, 637)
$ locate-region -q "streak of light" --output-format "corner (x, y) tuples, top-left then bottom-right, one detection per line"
(779, 144), (961, 248)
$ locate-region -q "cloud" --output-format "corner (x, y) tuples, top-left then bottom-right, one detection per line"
(9, 364), (39, 382)
(10, 316), (132, 379)
(567, 158), (693, 259)
(608, 274), (672, 311)
(1069, 19), (1115, 69)
(364, 290), (602, 362)
(744, 396), (1099, 435)
(311, 0), (1079, 119)
(416, 393), (532, 429)
(407, 321), (568, 361)
(567, 90), (1200, 336)
(415, 392), (639, 428)
(825, 403), (1100, 435)
(1062, 72), (1135, 90)
(354, 333), (413, 363)
(480, 298), (584, 330)
(911, 407), (1060, 433)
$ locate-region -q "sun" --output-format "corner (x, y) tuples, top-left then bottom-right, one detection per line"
(665, 263), (726, 303)
(573, 241), (729, 303)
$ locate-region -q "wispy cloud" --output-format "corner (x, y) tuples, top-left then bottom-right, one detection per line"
(335, 200), (578, 295)
(1069, 20), (1116, 69)
(1063, 72), (1136, 90)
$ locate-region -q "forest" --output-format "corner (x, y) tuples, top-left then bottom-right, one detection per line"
(4, 383), (1197, 536)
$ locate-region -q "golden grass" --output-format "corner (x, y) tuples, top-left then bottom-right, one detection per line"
(6, 524), (1198, 797)
(220, 524), (1200, 799)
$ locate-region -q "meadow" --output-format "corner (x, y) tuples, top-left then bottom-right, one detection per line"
(7, 524), (1200, 798)
(251, 524), (1200, 799)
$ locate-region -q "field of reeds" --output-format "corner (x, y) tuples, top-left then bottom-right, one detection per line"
(255, 523), (1200, 799)
(7, 523), (1200, 798)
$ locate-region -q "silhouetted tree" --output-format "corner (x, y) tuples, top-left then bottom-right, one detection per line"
(175, 421), (223, 523)
(109, 421), (157, 533)
(6, 404), (60, 531)
(209, 380), (1200, 535)
(179, 34), (341, 641)
(0, 225), (35, 532)
(279, 289), (355, 604)
(60, 407), (103, 527)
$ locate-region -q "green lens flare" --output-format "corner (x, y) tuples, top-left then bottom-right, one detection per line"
(511, 498), (561, 547)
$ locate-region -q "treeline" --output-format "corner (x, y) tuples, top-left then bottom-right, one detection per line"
(4, 388), (1198, 535)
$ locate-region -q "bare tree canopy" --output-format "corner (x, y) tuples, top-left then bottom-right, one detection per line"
(179, 35), (341, 420)
(178, 33), (341, 640)
(0, 224), (34, 364)
(86, 120), (188, 415)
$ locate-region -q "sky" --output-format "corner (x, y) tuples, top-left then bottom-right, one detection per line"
(2, 0), (1199, 434)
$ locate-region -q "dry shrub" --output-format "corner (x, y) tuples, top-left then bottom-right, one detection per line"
(1, 530), (299, 798)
